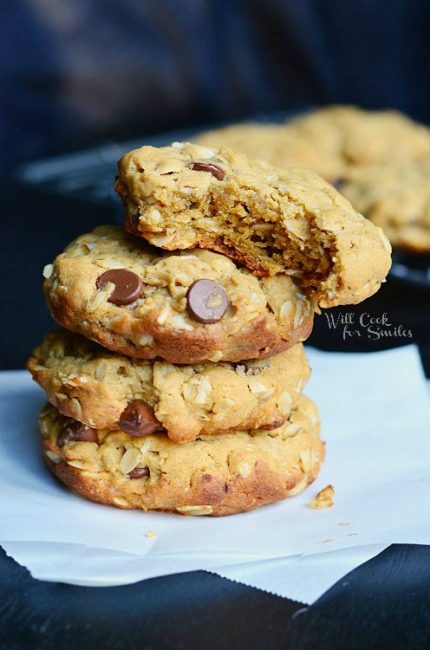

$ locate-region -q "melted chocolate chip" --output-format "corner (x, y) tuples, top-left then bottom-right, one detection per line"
(57, 421), (98, 447)
(186, 279), (228, 324)
(96, 269), (142, 306)
(258, 417), (286, 431)
(190, 162), (225, 180)
(128, 466), (150, 479)
(119, 400), (161, 436)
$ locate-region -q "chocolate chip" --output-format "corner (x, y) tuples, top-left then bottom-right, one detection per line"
(259, 417), (286, 431)
(186, 279), (228, 324)
(128, 466), (150, 479)
(96, 269), (142, 306)
(57, 421), (98, 447)
(333, 177), (346, 190)
(119, 400), (161, 436)
(191, 162), (225, 180)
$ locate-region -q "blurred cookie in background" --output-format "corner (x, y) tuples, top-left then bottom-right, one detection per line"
(339, 159), (430, 253)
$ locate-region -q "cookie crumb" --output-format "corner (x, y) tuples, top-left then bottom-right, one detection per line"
(145, 530), (157, 539)
(308, 484), (335, 509)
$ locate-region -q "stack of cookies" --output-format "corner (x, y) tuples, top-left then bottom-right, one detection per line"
(27, 142), (391, 516)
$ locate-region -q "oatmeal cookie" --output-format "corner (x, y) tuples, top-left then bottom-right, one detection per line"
(282, 106), (430, 180)
(40, 395), (324, 516)
(194, 106), (430, 183)
(28, 331), (310, 443)
(115, 142), (391, 307)
(44, 226), (315, 363)
(340, 159), (430, 252)
(194, 121), (344, 180)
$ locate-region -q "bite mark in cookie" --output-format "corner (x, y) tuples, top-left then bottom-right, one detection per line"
(116, 142), (391, 307)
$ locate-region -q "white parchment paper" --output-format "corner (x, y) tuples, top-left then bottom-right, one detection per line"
(211, 543), (388, 604)
(1, 345), (429, 601)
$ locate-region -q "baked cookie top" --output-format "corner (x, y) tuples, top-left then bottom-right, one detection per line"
(340, 159), (430, 253)
(283, 106), (430, 178)
(194, 106), (430, 183)
(44, 226), (314, 363)
(115, 142), (391, 307)
(194, 121), (344, 181)
(28, 331), (310, 443)
(40, 394), (324, 516)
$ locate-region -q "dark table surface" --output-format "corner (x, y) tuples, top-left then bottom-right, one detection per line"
(1, 181), (430, 650)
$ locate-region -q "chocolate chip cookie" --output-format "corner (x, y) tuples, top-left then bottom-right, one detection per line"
(282, 106), (430, 180)
(194, 121), (344, 181)
(339, 159), (430, 252)
(28, 331), (310, 443)
(115, 142), (391, 307)
(194, 106), (430, 183)
(40, 394), (324, 516)
(44, 226), (315, 364)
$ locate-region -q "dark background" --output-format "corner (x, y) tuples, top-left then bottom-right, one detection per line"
(2, 0), (430, 174)
(1, 2), (430, 649)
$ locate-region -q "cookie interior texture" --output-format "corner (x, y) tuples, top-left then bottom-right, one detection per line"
(40, 395), (324, 516)
(44, 226), (314, 363)
(116, 142), (391, 308)
(28, 330), (310, 443)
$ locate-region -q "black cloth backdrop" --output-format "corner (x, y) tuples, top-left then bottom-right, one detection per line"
(2, 0), (430, 174)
